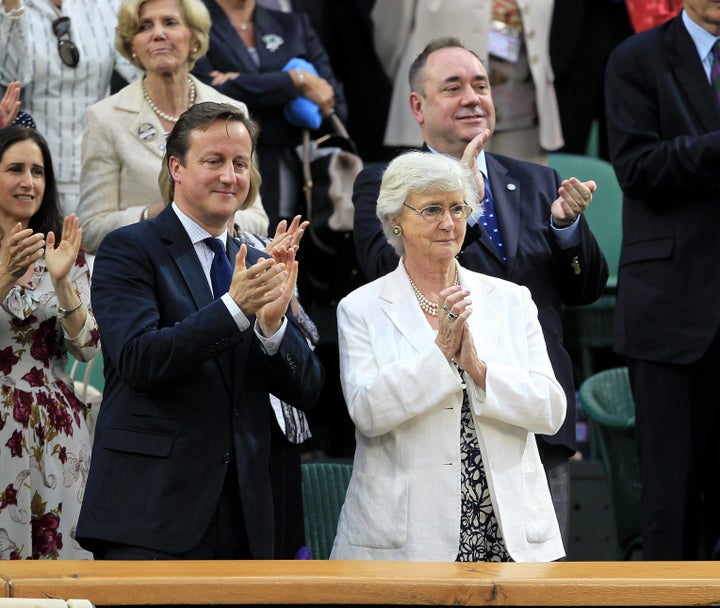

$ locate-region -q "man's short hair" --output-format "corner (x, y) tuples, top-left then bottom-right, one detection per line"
(161, 102), (262, 209)
(408, 37), (483, 96)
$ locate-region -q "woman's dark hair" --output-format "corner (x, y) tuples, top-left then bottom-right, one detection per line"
(0, 126), (63, 238)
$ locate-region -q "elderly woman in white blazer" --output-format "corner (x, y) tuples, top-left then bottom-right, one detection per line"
(331, 152), (566, 562)
(78, 0), (268, 254)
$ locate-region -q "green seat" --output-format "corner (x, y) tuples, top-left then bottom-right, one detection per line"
(578, 367), (642, 559)
(548, 153), (623, 381)
(68, 353), (105, 439)
(68, 353), (105, 398)
(301, 460), (352, 559)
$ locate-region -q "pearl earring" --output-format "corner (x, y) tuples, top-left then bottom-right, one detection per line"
(392, 225), (403, 236)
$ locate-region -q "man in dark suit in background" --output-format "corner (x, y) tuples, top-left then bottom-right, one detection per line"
(352, 38), (608, 546)
(550, 0), (633, 160)
(605, 1), (720, 560)
(77, 102), (324, 560)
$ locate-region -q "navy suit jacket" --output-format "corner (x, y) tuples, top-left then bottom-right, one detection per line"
(77, 206), (324, 557)
(193, 1), (347, 225)
(606, 15), (720, 364)
(352, 152), (608, 451)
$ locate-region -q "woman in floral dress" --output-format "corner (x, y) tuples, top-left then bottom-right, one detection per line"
(0, 125), (99, 559)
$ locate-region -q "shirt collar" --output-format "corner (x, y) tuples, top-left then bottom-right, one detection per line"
(682, 9), (719, 65)
(171, 202), (228, 248)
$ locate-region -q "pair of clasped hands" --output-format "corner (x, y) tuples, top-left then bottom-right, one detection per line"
(227, 215), (307, 338)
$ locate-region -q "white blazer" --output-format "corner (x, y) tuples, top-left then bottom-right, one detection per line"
(330, 262), (566, 562)
(79, 76), (269, 253)
(371, 0), (562, 151)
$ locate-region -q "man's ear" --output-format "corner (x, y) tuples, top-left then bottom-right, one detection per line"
(168, 156), (183, 185)
(409, 92), (424, 125)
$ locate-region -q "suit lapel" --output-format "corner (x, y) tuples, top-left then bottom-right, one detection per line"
(666, 17), (720, 132)
(380, 265), (435, 353)
(205, 0), (259, 74)
(460, 269), (503, 356)
(116, 80), (167, 160)
(486, 154), (521, 261)
(254, 6), (283, 66)
(157, 208), (214, 310)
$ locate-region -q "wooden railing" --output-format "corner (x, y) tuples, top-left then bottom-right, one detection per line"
(1, 560), (719, 606)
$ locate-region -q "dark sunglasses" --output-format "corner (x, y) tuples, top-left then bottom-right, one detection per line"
(52, 16), (80, 68)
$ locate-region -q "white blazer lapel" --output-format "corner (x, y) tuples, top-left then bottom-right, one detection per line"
(379, 264), (435, 354)
(459, 267), (504, 356)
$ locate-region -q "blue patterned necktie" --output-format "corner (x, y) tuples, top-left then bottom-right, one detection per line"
(711, 40), (720, 108)
(481, 174), (507, 261)
(204, 237), (233, 298)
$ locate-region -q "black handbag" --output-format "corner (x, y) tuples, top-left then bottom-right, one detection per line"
(297, 112), (364, 304)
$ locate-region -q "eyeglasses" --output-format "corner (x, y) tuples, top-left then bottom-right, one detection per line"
(402, 201), (473, 222)
(52, 17), (80, 68)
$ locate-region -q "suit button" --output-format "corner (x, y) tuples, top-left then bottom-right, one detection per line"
(222, 450), (232, 464)
(233, 408), (240, 417)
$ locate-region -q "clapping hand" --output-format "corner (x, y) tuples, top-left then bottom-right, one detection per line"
(551, 178), (597, 227)
(461, 128), (491, 200)
(1, 223), (44, 285)
(45, 215), (82, 285)
(0, 82), (21, 129)
(229, 244), (296, 337)
(265, 215), (308, 260)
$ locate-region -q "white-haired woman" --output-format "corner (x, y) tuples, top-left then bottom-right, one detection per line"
(331, 151), (567, 563)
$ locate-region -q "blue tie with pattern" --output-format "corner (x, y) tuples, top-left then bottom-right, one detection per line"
(481, 174), (506, 261)
(204, 237), (233, 298)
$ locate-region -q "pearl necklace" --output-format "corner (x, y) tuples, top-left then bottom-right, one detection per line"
(142, 77), (197, 124)
(405, 263), (460, 316)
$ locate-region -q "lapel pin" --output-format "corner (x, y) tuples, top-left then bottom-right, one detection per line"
(137, 122), (157, 142)
(506, 183), (517, 191)
(262, 34), (284, 52)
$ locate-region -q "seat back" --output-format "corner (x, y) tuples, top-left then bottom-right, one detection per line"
(548, 153), (623, 288)
(578, 367), (642, 559)
(68, 353), (105, 439)
(301, 460), (352, 559)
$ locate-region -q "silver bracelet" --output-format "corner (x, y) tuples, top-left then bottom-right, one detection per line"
(58, 301), (82, 318)
(294, 68), (305, 89)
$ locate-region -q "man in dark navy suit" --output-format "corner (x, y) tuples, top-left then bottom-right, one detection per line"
(77, 102), (324, 560)
(352, 38), (608, 546)
(606, 1), (720, 560)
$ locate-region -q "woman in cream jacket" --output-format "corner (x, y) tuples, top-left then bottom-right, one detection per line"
(78, 0), (268, 253)
(331, 152), (566, 562)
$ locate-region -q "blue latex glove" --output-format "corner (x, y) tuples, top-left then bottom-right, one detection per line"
(283, 57), (322, 130)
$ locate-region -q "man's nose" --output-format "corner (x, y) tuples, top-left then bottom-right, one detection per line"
(218, 161), (235, 182)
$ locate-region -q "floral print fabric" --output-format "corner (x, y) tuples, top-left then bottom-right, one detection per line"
(456, 388), (512, 562)
(0, 252), (99, 559)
